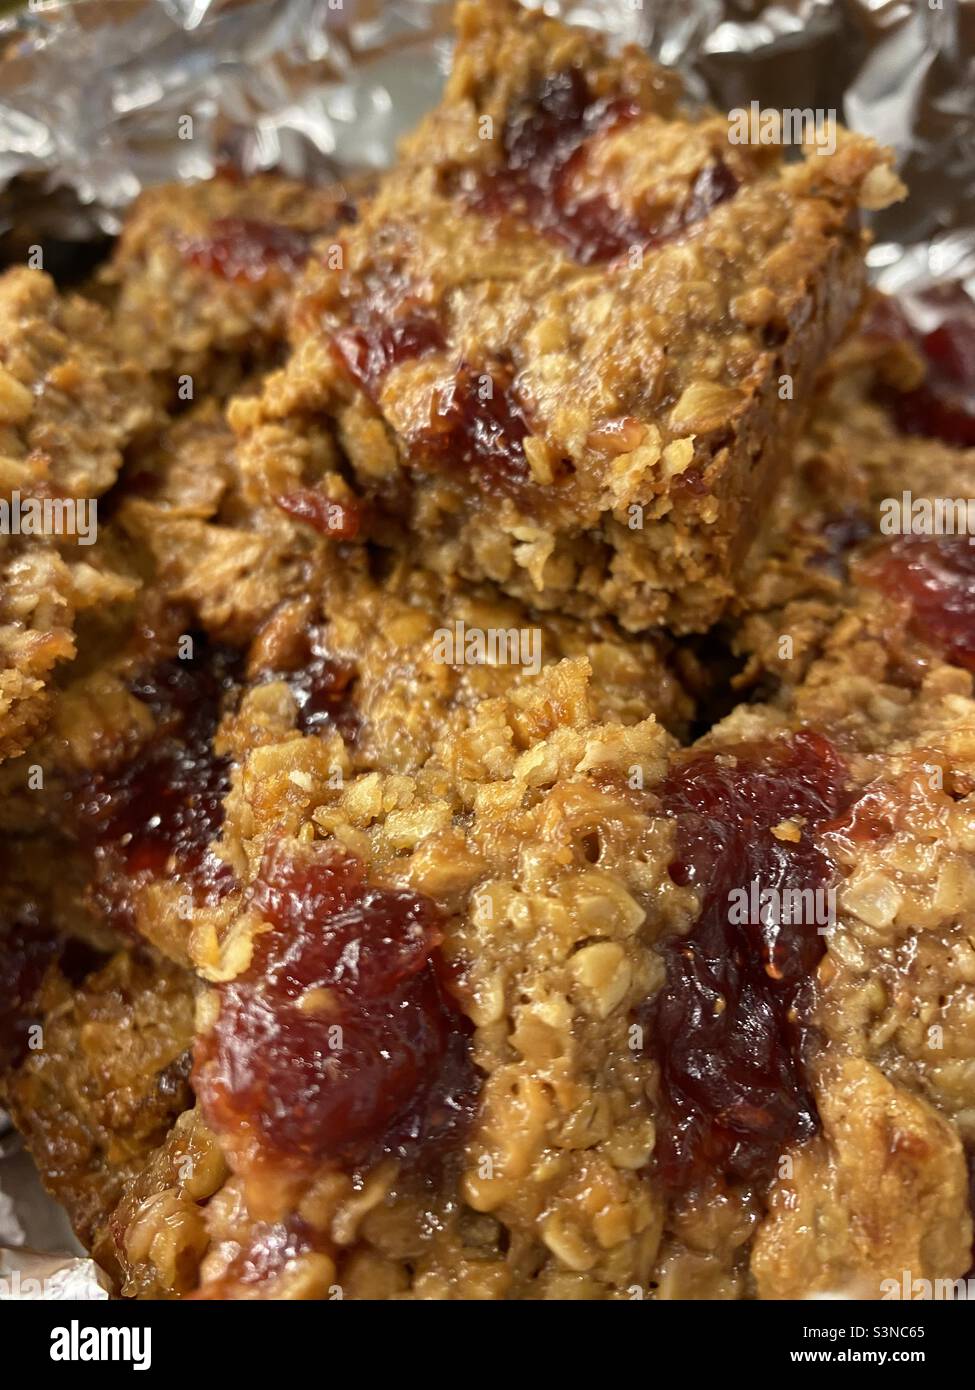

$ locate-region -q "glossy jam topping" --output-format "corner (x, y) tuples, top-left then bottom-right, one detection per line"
(862, 534), (975, 673)
(258, 627), (360, 743)
(275, 489), (361, 540)
(865, 291), (975, 447)
(331, 266), (447, 402)
(181, 218), (312, 283)
(414, 359), (540, 492)
(76, 638), (240, 925)
(331, 262), (549, 491)
(194, 839), (477, 1170)
(468, 69), (738, 264)
(640, 731), (855, 1194)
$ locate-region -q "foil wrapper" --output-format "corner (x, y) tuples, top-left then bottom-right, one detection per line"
(0, 1112), (109, 1298)
(0, 0), (972, 1296)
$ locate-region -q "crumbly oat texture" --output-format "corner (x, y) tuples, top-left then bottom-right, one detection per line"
(0, 268), (155, 760)
(1, 0), (974, 1307)
(234, 0), (901, 634)
(99, 173), (367, 405)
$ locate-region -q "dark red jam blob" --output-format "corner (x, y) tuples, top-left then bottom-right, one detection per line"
(467, 69), (738, 265)
(675, 160), (740, 235)
(180, 218), (312, 283)
(862, 534), (975, 673)
(865, 290), (975, 447)
(334, 308), (446, 401)
(257, 627), (360, 743)
(331, 264), (446, 402)
(0, 910), (58, 1069)
(194, 839), (478, 1171)
(413, 359), (543, 493)
(75, 638), (241, 927)
(639, 731), (856, 1194)
(503, 67), (597, 172)
(275, 488), (361, 540)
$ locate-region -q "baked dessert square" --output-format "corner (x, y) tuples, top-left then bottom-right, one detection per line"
(235, 0), (901, 633)
(1, 0), (973, 1309)
(6, 300), (975, 1301)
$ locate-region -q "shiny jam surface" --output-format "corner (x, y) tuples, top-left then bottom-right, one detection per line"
(331, 267), (547, 492)
(194, 839), (477, 1171)
(181, 218), (312, 283)
(415, 359), (539, 493)
(641, 731), (856, 1194)
(258, 627), (360, 743)
(862, 534), (975, 674)
(468, 68), (739, 265)
(866, 290), (975, 447)
(331, 265), (447, 402)
(76, 638), (241, 925)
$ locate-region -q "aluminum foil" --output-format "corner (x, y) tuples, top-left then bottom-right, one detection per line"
(0, 0), (972, 1297)
(0, 1112), (110, 1298)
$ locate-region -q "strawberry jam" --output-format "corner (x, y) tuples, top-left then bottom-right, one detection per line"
(257, 627), (360, 743)
(181, 218), (312, 283)
(865, 290), (975, 447)
(468, 69), (738, 264)
(76, 638), (241, 928)
(640, 731), (855, 1194)
(862, 534), (975, 673)
(331, 266), (446, 402)
(194, 838), (477, 1171)
(415, 359), (538, 492)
